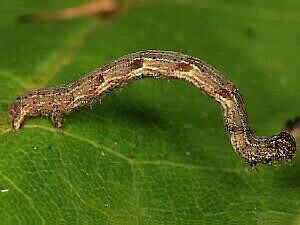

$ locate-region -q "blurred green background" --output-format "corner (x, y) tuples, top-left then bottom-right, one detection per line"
(1, 0), (300, 224)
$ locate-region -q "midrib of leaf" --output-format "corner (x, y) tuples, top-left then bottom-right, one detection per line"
(16, 124), (275, 219)
(13, 124), (241, 174)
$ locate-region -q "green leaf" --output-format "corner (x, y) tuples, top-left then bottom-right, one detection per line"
(1, 0), (300, 224)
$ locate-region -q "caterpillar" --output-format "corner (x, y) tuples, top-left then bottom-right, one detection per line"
(9, 50), (296, 166)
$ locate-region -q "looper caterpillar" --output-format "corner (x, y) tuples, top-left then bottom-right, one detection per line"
(9, 50), (296, 166)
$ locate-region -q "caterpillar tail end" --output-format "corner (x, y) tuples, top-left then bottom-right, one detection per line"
(274, 131), (297, 161)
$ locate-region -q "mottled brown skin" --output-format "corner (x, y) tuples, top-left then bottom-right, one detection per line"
(9, 50), (296, 166)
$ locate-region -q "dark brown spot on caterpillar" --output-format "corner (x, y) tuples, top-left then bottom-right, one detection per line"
(217, 88), (232, 99)
(130, 58), (143, 70)
(9, 50), (296, 166)
(175, 62), (193, 72)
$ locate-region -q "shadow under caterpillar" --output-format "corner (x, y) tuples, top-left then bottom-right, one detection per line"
(9, 50), (296, 166)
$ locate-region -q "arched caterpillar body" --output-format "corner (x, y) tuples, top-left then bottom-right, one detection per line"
(9, 50), (296, 166)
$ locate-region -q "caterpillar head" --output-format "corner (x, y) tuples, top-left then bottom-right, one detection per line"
(9, 97), (27, 130)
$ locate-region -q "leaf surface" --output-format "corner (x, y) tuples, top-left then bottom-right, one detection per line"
(1, 0), (300, 224)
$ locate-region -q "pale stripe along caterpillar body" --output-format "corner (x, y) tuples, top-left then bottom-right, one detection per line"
(9, 50), (296, 166)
